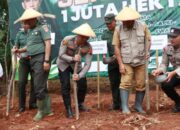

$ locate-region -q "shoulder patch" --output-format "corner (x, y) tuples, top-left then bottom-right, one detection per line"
(42, 25), (49, 32)
(63, 40), (68, 45)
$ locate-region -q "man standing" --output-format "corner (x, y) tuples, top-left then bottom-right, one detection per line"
(102, 13), (121, 110)
(152, 27), (180, 113)
(14, 9), (53, 121)
(12, 22), (37, 113)
(57, 23), (95, 118)
(113, 7), (151, 114)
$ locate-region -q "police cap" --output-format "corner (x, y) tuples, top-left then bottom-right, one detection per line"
(168, 27), (180, 38)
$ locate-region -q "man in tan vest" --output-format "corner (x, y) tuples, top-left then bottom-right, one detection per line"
(113, 7), (151, 114)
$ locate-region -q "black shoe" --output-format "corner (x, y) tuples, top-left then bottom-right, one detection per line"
(108, 105), (120, 111)
(171, 106), (180, 113)
(66, 107), (73, 118)
(19, 108), (25, 113)
(29, 104), (37, 109)
(79, 104), (89, 112)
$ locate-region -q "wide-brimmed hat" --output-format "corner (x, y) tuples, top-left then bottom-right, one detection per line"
(14, 9), (42, 24)
(115, 7), (141, 21)
(168, 27), (180, 38)
(72, 23), (96, 37)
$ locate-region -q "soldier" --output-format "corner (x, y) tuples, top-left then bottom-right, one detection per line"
(101, 13), (121, 110)
(152, 27), (180, 113)
(113, 7), (151, 114)
(57, 23), (95, 118)
(12, 22), (37, 112)
(14, 9), (53, 121)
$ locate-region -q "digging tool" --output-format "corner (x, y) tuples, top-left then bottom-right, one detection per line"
(73, 48), (81, 120)
(145, 35), (150, 112)
(6, 53), (17, 116)
(155, 49), (159, 111)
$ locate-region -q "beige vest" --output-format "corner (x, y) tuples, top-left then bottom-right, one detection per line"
(119, 21), (145, 66)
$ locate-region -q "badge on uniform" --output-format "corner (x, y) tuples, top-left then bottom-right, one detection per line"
(62, 40), (68, 45)
(43, 25), (49, 32)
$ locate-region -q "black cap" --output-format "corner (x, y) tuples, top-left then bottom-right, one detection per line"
(104, 13), (115, 24)
(168, 27), (180, 38)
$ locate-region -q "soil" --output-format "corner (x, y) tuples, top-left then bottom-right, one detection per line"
(0, 77), (180, 130)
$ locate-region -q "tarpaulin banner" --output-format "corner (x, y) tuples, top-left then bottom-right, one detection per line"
(8, 0), (180, 79)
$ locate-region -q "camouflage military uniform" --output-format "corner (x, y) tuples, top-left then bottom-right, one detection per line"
(56, 35), (92, 113)
(160, 44), (180, 110)
(15, 29), (36, 111)
(102, 28), (121, 110)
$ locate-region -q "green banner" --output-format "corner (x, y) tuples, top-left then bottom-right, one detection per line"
(8, 0), (180, 79)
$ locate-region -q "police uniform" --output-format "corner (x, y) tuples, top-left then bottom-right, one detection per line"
(158, 27), (180, 112)
(15, 29), (36, 112)
(57, 35), (92, 116)
(101, 13), (121, 110)
(112, 7), (151, 114)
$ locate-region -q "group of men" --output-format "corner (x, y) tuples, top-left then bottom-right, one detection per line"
(11, 5), (180, 122)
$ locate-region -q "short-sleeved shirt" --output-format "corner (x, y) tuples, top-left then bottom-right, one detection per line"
(26, 23), (51, 56)
(101, 29), (114, 57)
(15, 30), (29, 58)
(159, 44), (180, 77)
(15, 30), (27, 48)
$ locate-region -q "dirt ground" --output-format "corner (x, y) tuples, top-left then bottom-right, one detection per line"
(0, 77), (180, 130)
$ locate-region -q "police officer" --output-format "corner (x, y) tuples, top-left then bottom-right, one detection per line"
(113, 7), (151, 114)
(152, 27), (180, 113)
(14, 9), (53, 121)
(57, 23), (95, 118)
(12, 23), (37, 112)
(102, 13), (121, 110)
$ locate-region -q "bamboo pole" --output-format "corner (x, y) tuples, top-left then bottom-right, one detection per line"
(155, 49), (159, 111)
(97, 54), (100, 109)
(73, 48), (81, 120)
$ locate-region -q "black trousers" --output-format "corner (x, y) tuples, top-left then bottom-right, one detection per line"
(108, 62), (121, 107)
(18, 58), (36, 108)
(58, 66), (87, 106)
(161, 75), (180, 105)
(30, 54), (49, 100)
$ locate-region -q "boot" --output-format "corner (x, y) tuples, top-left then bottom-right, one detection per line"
(43, 94), (54, 116)
(120, 89), (130, 114)
(78, 103), (89, 112)
(33, 100), (44, 121)
(135, 91), (146, 114)
(19, 85), (26, 112)
(62, 95), (73, 118)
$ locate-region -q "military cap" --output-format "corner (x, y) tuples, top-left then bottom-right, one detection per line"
(104, 13), (115, 24)
(168, 27), (180, 38)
